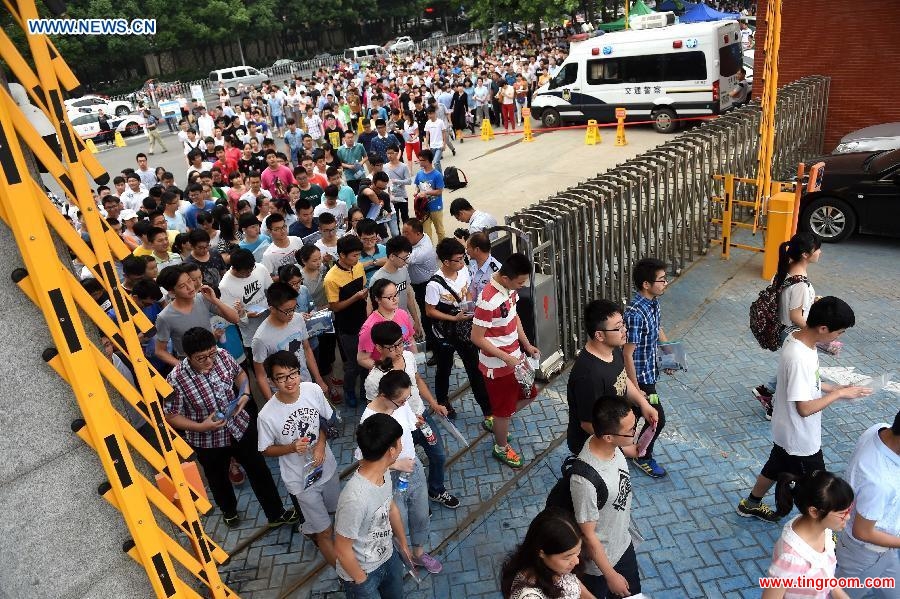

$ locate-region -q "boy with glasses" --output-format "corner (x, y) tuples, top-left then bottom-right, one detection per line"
(252, 282), (330, 400)
(258, 350), (340, 566)
(567, 299), (660, 455)
(165, 327), (296, 529)
(623, 257), (670, 479)
(261, 213), (303, 277)
(356, 218), (388, 280)
(736, 296), (871, 522)
(314, 184), (349, 230)
(314, 212), (341, 263)
(572, 397), (644, 598)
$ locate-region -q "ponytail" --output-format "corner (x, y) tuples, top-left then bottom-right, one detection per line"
(774, 470), (854, 519)
(773, 232), (821, 289)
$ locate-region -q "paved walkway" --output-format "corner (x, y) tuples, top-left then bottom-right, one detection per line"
(210, 235), (900, 598)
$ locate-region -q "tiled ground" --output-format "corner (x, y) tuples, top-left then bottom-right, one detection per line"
(206, 235), (900, 599)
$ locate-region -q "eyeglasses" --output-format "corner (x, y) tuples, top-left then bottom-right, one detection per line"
(321, 227), (337, 233)
(379, 292), (400, 301)
(377, 340), (404, 352)
(272, 304), (296, 317)
(602, 423), (638, 439)
(190, 349), (218, 363)
(270, 226), (288, 233)
(392, 253), (410, 262)
(445, 257), (465, 264)
(655, 277), (669, 284)
(272, 369), (301, 384)
(599, 322), (626, 332)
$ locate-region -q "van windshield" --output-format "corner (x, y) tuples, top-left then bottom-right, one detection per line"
(549, 63), (578, 89)
(719, 43), (742, 78)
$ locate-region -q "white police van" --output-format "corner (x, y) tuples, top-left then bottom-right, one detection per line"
(531, 16), (743, 133)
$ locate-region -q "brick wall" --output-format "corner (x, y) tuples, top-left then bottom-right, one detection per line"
(754, 0), (900, 151)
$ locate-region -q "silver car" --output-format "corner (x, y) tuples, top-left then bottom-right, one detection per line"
(832, 122), (900, 154)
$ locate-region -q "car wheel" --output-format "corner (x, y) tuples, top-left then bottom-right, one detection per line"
(802, 196), (856, 243)
(540, 108), (560, 129)
(114, 106), (129, 117)
(125, 122), (141, 136)
(652, 108), (678, 133)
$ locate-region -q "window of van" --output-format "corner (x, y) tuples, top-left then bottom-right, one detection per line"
(719, 44), (742, 78)
(586, 51), (706, 85)
(549, 63), (578, 89)
(247, 68), (260, 76)
(221, 71), (234, 80)
(234, 69), (247, 78)
(209, 72), (219, 81)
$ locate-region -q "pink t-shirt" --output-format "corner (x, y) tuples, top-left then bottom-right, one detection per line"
(260, 165), (296, 199)
(767, 516), (837, 599)
(358, 309), (415, 361)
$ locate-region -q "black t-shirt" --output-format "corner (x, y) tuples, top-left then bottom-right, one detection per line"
(566, 346), (629, 454)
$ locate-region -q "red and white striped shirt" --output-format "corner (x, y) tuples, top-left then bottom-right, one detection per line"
(473, 278), (520, 378)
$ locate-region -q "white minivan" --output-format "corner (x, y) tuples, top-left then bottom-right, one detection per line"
(344, 45), (388, 64)
(209, 66), (268, 96)
(531, 19), (742, 133)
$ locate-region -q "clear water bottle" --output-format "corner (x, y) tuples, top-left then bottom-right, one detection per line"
(419, 420), (437, 445)
(396, 472), (409, 493)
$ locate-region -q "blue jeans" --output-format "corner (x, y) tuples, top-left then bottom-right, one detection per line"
(392, 460), (430, 550)
(411, 412), (446, 496)
(431, 147), (443, 172)
(342, 551), (404, 599)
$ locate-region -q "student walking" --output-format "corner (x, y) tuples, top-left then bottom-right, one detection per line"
(736, 297), (871, 522)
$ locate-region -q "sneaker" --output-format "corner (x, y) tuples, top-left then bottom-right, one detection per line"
(736, 498), (780, 523)
(223, 513), (240, 528)
(429, 491), (460, 509)
(269, 508), (300, 528)
(412, 552), (443, 574)
(345, 390), (358, 408)
(752, 386), (774, 420)
(632, 457), (667, 478)
(228, 458), (246, 486)
(493, 444), (523, 468)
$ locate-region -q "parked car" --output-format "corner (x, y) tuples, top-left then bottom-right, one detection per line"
(115, 112), (148, 137)
(64, 94), (132, 117)
(67, 110), (122, 140)
(798, 148), (900, 242)
(427, 31), (446, 39)
(209, 66), (268, 96)
(271, 58), (295, 68)
(832, 122), (900, 155)
(388, 36), (415, 53)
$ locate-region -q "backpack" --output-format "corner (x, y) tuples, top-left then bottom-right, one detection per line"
(443, 166), (468, 191)
(545, 455), (608, 516)
(413, 192), (430, 221)
(749, 274), (809, 351)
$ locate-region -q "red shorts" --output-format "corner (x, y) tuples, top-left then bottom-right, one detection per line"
(485, 373), (537, 418)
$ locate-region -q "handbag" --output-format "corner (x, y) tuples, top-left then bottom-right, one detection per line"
(428, 275), (473, 345)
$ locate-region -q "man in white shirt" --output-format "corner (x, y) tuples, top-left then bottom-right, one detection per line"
(449, 198), (498, 239)
(314, 185), (349, 230)
(423, 106), (448, 172)
(218, 249), (272, 352)
(120, 173), (149, 212)
(196, 106), (215, 139)
(261, 213), (303, 277)
(239, 172), (273, 209)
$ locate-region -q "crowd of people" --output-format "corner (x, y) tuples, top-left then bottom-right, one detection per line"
(60, 31), (897, 599)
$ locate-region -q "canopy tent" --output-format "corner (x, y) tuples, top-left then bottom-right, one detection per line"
(679, 3), (740, 22)
(657, 0), (699, 13)
(598, 0), (656, 32)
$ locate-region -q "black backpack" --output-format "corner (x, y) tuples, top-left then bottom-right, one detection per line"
(443, 166), (467, 191)
(749, 274), (809, 351)
(546, 455), (608, 516)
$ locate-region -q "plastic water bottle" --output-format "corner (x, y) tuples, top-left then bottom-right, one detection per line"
(419, 420), (437, 445)
(396, 472), (409, 493)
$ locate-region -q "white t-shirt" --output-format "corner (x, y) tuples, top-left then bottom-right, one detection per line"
(120, 188), (148, 212)
(772, 333), (823, 456)
(313, 201), (348, 228)
(217, 263), (272, 343)
(423, 119), (447, 149)
(256, 383), (337, 496)
(356, 402), (417, 463)
(779, 279), (814, 328)
(425, 268), (471, 308)
(363, 352), (424, 415)
(261, 237), (303, 275)
(314, 238), (339, 261)
(842, 423), (900, 549)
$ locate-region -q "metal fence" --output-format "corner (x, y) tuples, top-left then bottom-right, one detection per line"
(506, 76), (831, 360)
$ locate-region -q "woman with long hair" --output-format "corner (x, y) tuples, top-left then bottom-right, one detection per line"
(763, 471), (854, 599)
(754, 231), (823, 418)
(500, 508), (593, 599)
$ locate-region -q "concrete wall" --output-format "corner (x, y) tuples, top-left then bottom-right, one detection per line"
(0, 223), (151, 597)
(754, 0), (900, 151)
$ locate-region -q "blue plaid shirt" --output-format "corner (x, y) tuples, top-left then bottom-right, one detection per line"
(625, 293), (660, 385)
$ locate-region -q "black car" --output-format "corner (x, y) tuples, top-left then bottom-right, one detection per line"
(799, 148), (900, 242)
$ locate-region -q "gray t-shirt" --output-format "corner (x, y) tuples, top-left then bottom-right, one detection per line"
(369, 266), (413, 312)
(251, 316), (312, 382)
(571, 439), (632, 575)
(334, 470), (394, 580)
(155, 294), (219, 357)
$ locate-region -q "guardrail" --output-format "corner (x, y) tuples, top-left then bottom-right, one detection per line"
(505, 76), (831, 360)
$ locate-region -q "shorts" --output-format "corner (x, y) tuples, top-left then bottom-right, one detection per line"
(485, 372), (537, 418)
(293, 470), (340, 535)
(760, 443), (825, 481)
(272, 114), (285, 128)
